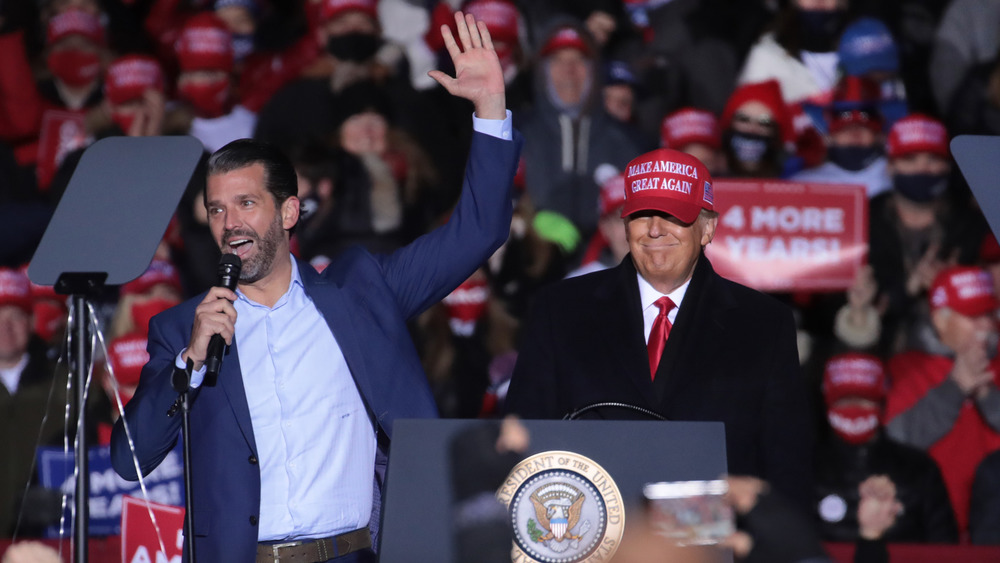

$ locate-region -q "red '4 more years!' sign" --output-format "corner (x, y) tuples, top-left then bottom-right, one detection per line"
(704, 180), (868, 292)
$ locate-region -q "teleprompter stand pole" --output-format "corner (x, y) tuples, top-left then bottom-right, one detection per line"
(168, 360), (198, 563)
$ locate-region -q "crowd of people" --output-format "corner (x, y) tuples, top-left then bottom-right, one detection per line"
(3, 0), (1000, 559)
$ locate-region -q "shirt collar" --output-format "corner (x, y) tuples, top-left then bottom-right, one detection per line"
(235, 253), (303, 308)
(637, 271), (691, 313)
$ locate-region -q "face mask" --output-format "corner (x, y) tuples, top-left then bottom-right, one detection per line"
(893, 172), (948, 203)
(299, 194), (321, 222)
(730, 132), (770, 164)
(796, 9), (845, 52)
(326, 33), (382, 62)
(232, 34), (254, 64)
(828, 145), (882, 172)
(48, 50), (101, 87)
(827, 403), (880, 445)
(179, 78), (231, 118)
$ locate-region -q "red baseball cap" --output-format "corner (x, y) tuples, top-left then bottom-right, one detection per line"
(540, 26), (592, 57)
(660, 108), (721, 150)
(175, 12), (234, 72)
(0, 268), (33, 313)
(622, 148), (713, 223)
(319, 0), (378, 23)
(107, 333), (149, 387)
(120, 259), (182, 297)
(47, 9), (105, 46)
(598, 170), (626, 217)
(822, 352), (886, 406)
(887, 113), (949, 159)
(929, 266), (999, 317)
(463, 0), (519, 43)
(104, 55), (165, 105)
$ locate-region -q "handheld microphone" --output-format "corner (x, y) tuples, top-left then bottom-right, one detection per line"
(203, 253), (241, 386)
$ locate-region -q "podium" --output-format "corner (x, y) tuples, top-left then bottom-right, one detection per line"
(379, 419), (729, 563)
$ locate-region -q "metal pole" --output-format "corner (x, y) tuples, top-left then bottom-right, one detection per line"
(72, 294), (89, 563)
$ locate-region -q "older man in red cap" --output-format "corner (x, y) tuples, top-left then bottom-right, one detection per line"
(506, 147), (813, 509)
(885, 265), (1000, 534)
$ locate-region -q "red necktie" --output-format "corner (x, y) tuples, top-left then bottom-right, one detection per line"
(648, 296), (675, 380)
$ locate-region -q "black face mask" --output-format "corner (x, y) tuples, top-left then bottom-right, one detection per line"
(828, 145), (883, 172)
(730, 132), (771, 165)
(326, 33), (382, 62)
(796, 9), (845, 52)
(893, 172), (948, 203)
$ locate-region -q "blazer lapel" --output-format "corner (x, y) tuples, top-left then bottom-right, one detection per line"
(218, 338), (258, 456)
(610, 258), (657, 401)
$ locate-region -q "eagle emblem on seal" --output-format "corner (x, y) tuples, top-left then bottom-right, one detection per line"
(530, 483), (586, 542)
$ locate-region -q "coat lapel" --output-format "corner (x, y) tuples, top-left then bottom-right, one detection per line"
(608, 259), (657, 401)
(218, 338), (257, 456)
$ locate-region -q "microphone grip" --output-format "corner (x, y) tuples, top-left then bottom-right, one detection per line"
(203, 334), (226, 387)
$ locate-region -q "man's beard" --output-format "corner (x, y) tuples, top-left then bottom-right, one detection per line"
(222, 213), (284, 284)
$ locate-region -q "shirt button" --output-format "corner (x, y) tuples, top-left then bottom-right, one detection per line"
(248, 455), (258, 465)
(249, 515), (258, 525)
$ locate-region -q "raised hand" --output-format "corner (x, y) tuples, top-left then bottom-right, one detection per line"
(428, 11), (506, 120)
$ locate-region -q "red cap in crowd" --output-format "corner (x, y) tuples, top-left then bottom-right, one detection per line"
(47, 9), (105, 46)
(319, 0), (378, 23)
(130, 297), (180, 337)
(828, 76), (882, 134)
(980, 234), (1000, 265)
(175, 12), (234, 72)
(598, 171), (626, 217)
(622, 148), (713, 223)
(463, 0), (519, 43)
(442, 274), (489, 337)
(721, 80), (795, 145)
(660, 108), (721, 150)
(0, 268), (33, 313)
(929, 266), (999, 317)
(120, 259), (182, 297)
(104, 55), (165, 105)
(822, 352), (886, 406)
(887, 114), (949, 159)
(107, 333), (149, 388)
(540, 26), (592, 57)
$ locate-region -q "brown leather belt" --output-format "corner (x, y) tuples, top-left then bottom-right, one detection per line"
(256, 528), (371, 563)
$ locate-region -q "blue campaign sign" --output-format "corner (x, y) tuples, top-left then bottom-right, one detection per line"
(37, 443), (185, 537)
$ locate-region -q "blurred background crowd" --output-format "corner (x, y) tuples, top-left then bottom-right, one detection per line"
(4, 0), (1000, 557)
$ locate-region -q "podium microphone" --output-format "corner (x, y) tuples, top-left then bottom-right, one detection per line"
(203, 253), (241, 386)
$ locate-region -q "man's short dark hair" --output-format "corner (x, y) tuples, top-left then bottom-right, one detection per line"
(205, 138), (298, 207)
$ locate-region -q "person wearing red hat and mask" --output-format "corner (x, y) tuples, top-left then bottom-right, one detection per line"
(0, 268), (68, 537)
(173, 12), (256, 153)
(885, 265), (1000, 535)
(506, 147), (813, 511)
(792, 76), (892, 199)
(862, 114), (989, 355)
(814, 352), (957, 542)
(719, 80), (796, 178)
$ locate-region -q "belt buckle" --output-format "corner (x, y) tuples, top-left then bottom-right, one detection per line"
(269, 540), (304, 563)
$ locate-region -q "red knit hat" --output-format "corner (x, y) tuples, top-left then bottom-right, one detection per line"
(823, 352), (886, 406)
(47, 9), (105, 46)
(318, 0), (378, 23)
(661, 108), (721, 150)
(107, 333), (149, 387)
(622, 148), (713, 223)
(104, 55), (165, 105)
(463, 0), (519, 43)
(540, 26), (592, 57)
(929, 266), (999, 317)
(0, 268), (33, 313)
(887, 114), (949, 159)
(721, 80), (795, 145)
(175, 12), (234, 72)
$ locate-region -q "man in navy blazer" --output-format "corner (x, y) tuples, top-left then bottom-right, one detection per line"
(504, 148), (814, 510)
(111, 12), (520, 563)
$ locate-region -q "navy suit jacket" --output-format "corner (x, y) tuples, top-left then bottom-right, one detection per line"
(110, 131), (521, 562)
(504, 255), (815, 509)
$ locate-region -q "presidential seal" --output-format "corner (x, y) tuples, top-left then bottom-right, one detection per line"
(497, 451), (625, 563)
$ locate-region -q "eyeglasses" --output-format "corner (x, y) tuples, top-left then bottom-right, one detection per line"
(732, 112), (776, 130)
(832, 110), (879, 125)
